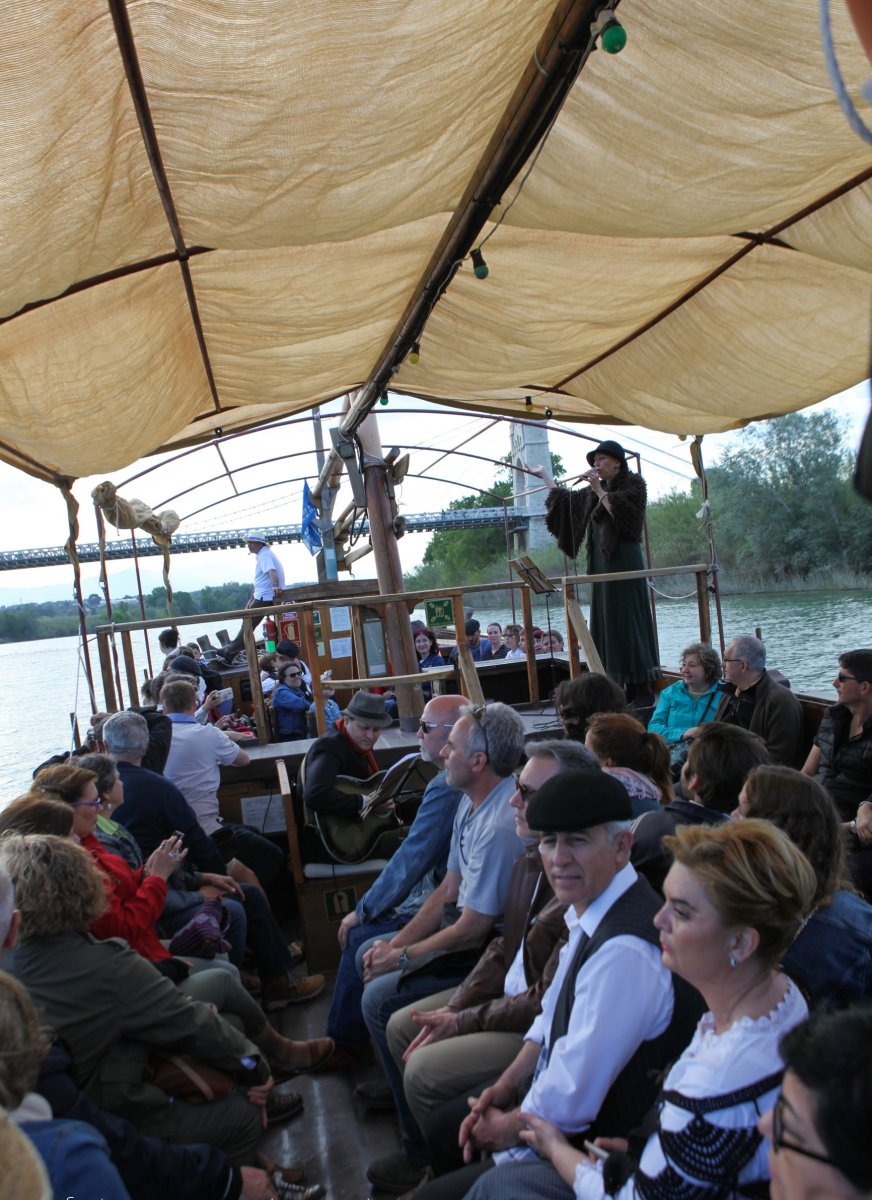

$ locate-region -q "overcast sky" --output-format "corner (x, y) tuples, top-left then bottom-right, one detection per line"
(1, 383), (868, 606)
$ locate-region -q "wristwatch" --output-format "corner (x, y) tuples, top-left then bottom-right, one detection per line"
(397, 949), (410, 970)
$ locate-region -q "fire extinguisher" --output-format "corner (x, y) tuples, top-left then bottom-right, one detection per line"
(263, 615), (277, 654)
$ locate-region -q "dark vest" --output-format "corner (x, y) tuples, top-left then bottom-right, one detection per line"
(547, 875), (705, 1140)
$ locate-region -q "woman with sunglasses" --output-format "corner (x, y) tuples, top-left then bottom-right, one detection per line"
(272, 661), (312, 739)
(463, 820), (815, 1200)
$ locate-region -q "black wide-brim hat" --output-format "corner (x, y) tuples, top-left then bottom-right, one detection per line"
(586, 439), (627, 467)
(343, 690), (393, 728)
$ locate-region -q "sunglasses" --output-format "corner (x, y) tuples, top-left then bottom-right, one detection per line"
(283, 670), (302, 679)
(418, 719), (455, 733)
(469, 704), (490, 759)
(512, 772), (537, 804)
(837, 672), (861, 683)
(771, 1092), (838, 1168)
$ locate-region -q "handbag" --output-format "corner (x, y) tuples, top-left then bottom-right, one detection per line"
(167, 898), (232, 959)
(146, 1051), (236, 1104)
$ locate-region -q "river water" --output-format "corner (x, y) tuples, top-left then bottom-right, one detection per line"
(3, 589), (869, 798)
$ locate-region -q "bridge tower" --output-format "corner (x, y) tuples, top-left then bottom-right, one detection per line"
(510, 421), (552, 555)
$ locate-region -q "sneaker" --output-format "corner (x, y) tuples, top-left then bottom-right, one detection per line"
(354, 1078), (395, 1111)
(272, 1175), (325, 1200)
(262, 972), (325, 1010)
(266, 1090), (304, 1126)
(366, 1152), (428, 1195)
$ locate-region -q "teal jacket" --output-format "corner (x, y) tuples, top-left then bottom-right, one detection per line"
(648, 680), (720, 744)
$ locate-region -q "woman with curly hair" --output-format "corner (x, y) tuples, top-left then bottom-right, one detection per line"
(648, 641), (722, 746)
(584, 712), (672, 816)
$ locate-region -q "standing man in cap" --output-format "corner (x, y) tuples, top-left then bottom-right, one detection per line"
(219, 532), (286, 663)
(530, 441), (658, 710)
(412, 768), (702, 1200)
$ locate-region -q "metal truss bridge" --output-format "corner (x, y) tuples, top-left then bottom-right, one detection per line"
(0, 508), (530, 571)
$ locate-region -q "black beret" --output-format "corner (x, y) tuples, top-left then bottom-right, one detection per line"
(526, 768), (632, 833)
(586, 439), (627, 467)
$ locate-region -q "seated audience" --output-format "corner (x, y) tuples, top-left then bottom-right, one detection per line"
(362, 703), (526, 1194)
(158, 628), (181, 659)
(539, 630), (564, 654)
(2, 964), (312, 1200)
(1, 834), (274, 1162)
(449, 619), (493, 664)
(760, 1005), (872, 1200)
(486, 623), (506, 660)
(384, 741), (597, 1150)
(553, 673), (628, 743)
(272, 661), (311, 739)
(802, 647), (872, 895)
(503, 626), (524, 660)
(715, 635), (804, 766)
(737, 763), (872, 1008)
(584, 712), (672, 816)
(632, 723), (770, 893)
(414, 769), (707, 1200)
(275, 640), (312, 688)
(103, 711), (323, 1008)
(648, 640), (722, 752)
(458, 820), (815, 1200)
(258, 652), (278, 696)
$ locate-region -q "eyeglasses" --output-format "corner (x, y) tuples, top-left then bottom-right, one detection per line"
(418, 719), (455, 733)
(469, 704), (490, 759)
(73, 799), (101, 809)
(837, 672), (859, 683)
(512, 772), (536, 803)
(283, 671), (302, 679)
(771, 1091), (838, 1168)
(722, 658), (743, 664)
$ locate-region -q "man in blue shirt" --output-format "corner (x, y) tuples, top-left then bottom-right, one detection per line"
(450, 620), (493, 665)
(322, 693), (469, 1068)
(360, 702), (526, 1193)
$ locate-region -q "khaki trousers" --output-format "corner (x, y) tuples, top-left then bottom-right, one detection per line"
(386, 988), (524, 1132)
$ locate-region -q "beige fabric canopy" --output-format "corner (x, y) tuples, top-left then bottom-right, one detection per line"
(1, 0), (870, 483)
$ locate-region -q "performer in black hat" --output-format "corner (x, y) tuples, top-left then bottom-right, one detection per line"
(529, 440), (658, 708)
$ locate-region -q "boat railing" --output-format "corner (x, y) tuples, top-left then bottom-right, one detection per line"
(94, 561), (712, 739)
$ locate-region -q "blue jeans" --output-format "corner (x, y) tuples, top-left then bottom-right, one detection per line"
(211, 822), (285, 892)
(362, 962), (470, 1164)
(326, 916), (406, 1048)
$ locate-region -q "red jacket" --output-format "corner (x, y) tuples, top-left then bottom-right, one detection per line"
(83, 834), (170, 962)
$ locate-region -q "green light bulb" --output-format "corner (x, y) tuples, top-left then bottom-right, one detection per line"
(379, 392), (389, 406)
(601, 18), (626, 53)
(471, 248), (489, 280)
(409, 342), (420, 365)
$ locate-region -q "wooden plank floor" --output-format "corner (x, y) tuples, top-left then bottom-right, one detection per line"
(263, 968), (402, 1200)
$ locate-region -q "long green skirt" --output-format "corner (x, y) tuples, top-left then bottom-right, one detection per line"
(589, 535), (659, 685)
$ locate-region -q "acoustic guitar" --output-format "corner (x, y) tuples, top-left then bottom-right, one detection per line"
(305, 753), (439, 865)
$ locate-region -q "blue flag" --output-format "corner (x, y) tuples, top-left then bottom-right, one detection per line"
(301, 481), (322, 556)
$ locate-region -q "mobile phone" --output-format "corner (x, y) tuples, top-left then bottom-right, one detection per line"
(172, 831), (184, 842)
(583, 1140), (608, 1162)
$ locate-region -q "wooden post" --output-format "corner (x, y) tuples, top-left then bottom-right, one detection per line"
(120, 630), (138, 707)
(298, 608), (326, 736)
(96, 631), (118, 712)
(695, 570), (712, 646)
(563, 581), (581, 679)
(242, 617), (268, 743)
(519, 586), (539, 704)
(565, 594), (604, 674)
(357, 414), (423, 730)
(451, 594), (485, 704)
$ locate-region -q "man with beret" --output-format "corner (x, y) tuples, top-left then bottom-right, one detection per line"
(413, 769), (703, 1199)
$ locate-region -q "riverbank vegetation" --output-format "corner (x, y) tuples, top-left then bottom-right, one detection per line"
(405, 411), (872, 597)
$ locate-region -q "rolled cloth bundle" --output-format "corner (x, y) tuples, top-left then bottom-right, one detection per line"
(91, 481), (180, 608)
